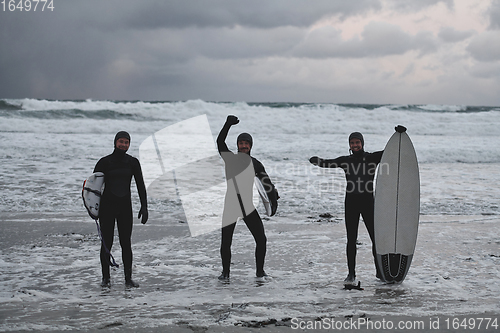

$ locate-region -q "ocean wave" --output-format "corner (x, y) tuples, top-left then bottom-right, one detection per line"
(387, 104), (500, 113)
(1, 97), (500, 217)
(239, 102), (500, 113)
(3, 98), (148, 111)
(0, 99), (23, 111)
(0, 109), (147, 120)
(0, 98), (178, 121)
(2, 98), (499, 116)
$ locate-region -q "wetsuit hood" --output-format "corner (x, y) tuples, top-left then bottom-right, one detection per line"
(113, 131), (131, 157)
(114, 131), (131, 148)
(237, 132), (253, 154)
(349, 132), (364, 147)
(237, 133), (253, 146)
(348, 132), (365, 156)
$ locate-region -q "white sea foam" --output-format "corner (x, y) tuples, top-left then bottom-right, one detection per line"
(1, 99), (499, 216)
(0, 216), (499, 331)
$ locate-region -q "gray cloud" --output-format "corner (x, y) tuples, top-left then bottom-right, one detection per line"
(470, 62), (500, 79)
(293, 22), (438, 58)
(438, 27), (476, 43)
(141, 26), (305, 60)
(0, 1), (385, 99)
(0, 0), (499, 105)
(385, 0), (454, 12)
(117, 0), (382, 30)
(36, 0), (381, 31)
(489, 0), (500, 29)
(0, 10), (112, 98)
(467, 31), (500, 62)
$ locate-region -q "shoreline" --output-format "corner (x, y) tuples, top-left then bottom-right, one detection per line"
(1, 213), (499, 331)
(3, 314), (500, 332)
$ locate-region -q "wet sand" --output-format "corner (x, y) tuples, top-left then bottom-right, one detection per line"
(1, 212), (499, 332)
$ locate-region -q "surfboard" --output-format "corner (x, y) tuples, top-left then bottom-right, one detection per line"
(82, 172), (119, 268)
(374, 130), (420, 283)
(254, 176), (272, 216)
(82, 172), (105, 220)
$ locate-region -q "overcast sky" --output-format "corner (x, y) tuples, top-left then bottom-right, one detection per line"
(1, 0), (500, 105)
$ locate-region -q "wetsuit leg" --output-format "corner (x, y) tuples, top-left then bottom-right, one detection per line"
(116, 198), (133, 277)
(221, 221), (237, 274)
(360, 194), (380, 275)
(98, 196), (116, 280)
(344, 195), (361, 276)
(243, 210), (267, 275)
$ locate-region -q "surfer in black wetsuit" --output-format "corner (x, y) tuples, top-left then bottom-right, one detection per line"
(309, 126), (406, 284)
(217, 115), (279, 280)
(94, 131), (148, 288)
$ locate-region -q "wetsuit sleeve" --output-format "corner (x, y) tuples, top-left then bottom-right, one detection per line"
(217, 120), (232, 154)
(253, 158), (279, 215)
(132, 158), (148, 208)
(371, 150), (384, 164)
(310, 156), (346, 168)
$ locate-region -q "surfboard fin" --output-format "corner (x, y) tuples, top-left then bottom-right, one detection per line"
(378, 253), (412, 283)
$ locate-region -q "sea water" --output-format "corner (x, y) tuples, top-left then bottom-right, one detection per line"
(1, 98), (499, 218)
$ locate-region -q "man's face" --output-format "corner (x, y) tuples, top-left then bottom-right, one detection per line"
(237, 140), (251, 154)
(116, 138), (130, 152)
(349, 138), (363, 152)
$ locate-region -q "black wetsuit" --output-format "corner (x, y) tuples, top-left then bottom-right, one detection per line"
(217, 123), (278, 277)
(311, 149), (383, 277)
(94, 148), (147, 280)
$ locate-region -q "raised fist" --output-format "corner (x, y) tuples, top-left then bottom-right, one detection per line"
(226, 115), (239, 126)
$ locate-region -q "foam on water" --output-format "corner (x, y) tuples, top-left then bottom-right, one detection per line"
(1, 98), (499, 216)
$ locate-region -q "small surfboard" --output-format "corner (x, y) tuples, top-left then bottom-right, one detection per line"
(254, 176), (272, 216)
(82, 172), (119, 268)
(82, 172), (105, 220)
(374, 130), (420, 283)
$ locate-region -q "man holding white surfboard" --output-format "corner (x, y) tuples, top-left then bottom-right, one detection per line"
(93, 131), (148, 288)
(217, 115), (279, 280)
(309, 125), (407, 286)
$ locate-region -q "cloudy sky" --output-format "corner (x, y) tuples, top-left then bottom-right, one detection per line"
(1, 0), (500, 105)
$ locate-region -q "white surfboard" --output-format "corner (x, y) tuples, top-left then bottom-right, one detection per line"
(82, 172), (105, 220)
(254, 176), (272, 216)
(374, 131), (419, 283)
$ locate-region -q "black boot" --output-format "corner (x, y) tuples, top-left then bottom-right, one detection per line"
(344, 273), (356, 285)
(218, 271), (230, 280)
(101, 277), (111, 288)
(256, 270), (268, 278)
(125, 270), (139, 288)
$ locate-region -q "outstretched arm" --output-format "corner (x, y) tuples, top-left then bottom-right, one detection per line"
(217, 115), (239, 153)
(309, 156), (343, 168)
(369, 125), (406, 164)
